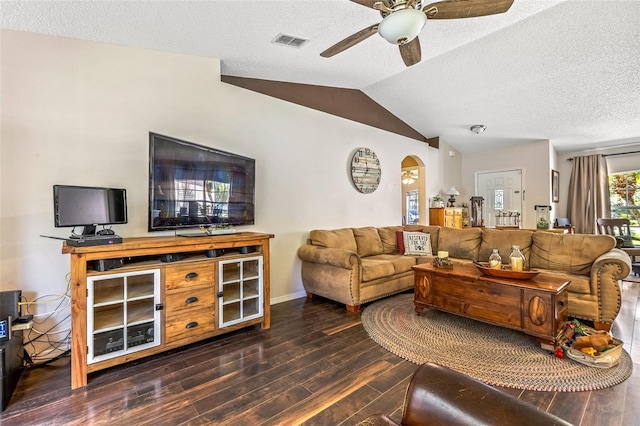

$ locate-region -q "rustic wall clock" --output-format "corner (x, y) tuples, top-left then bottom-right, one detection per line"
(350, 148), (381, 193)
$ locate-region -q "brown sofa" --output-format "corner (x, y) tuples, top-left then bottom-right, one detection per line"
(298, 225), (631, 329)
(357, 362), (572, 426)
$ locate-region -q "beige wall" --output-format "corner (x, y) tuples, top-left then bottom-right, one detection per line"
(0, 29), (458, 352)
(461, 140), (553, 229)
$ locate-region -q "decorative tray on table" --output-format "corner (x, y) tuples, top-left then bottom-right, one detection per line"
(473, 261), (540, 280)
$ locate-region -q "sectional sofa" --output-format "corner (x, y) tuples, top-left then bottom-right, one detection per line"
(297, 225), (631, 330)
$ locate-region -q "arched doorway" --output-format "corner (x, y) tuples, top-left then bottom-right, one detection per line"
(401, 156), (426, 225)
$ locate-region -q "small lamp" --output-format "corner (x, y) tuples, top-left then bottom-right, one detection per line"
(446, 186), (459, 207)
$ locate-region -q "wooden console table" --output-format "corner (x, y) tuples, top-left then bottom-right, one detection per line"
(63, 232), (273, 389)
(412, 262), (569, 345)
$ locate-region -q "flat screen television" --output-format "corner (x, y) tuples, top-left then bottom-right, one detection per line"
(53, 185), (128, 236)
(148, 133), (255, 232)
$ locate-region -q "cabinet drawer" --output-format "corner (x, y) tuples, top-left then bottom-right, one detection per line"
(166, 309), (216, 343)
(166, 287), (215, 315)
(165, 262), (214, 291)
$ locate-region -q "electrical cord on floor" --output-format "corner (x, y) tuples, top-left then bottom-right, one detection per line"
(24, 349), (71, 369)
(19, 273), (73, 366)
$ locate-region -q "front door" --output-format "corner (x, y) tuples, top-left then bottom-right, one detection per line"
(476, 170), (523, 228)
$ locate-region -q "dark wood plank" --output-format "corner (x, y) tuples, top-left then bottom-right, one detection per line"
(301, 384), (382, 425)
(548, 391), (591, 425)
(344, 376), (413, 425)
(2, 285), (640, 426)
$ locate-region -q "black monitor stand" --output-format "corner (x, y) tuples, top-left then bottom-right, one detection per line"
(69, 225), (97, 239)
(81, 225), (97, 236)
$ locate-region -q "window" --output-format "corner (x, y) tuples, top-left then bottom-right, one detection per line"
(608, 171), (639, 244)
(494, 189), (504, 210)
(406, 190), (419, 225)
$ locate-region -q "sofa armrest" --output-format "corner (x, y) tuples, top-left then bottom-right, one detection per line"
(401, 363), (571, 426)
(591, 248), (632, 281)
(297, 245), (361, 270)
(589, 248), (632, 324)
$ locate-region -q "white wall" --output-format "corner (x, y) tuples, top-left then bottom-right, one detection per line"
(461, 140), (552, 229)
(1, 30), (458, 355)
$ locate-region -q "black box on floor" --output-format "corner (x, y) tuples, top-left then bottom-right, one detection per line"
(0, 290), (23, 411)
(1, 330), (23, 411)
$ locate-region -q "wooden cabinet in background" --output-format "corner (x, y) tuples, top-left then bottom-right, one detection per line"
(431, 207), (465, 229)
(429, 207), (445, 227)
(445, 208), (464, 229)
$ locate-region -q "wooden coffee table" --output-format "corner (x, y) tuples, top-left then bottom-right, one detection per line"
(412, 262), (570, 346)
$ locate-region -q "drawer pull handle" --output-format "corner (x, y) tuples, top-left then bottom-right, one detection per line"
(185, 321), (198, 329)
(185, 272), (198, 279)
(185, 296), (198, 304)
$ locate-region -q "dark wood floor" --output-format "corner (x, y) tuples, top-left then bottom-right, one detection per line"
(2, 277), (640, 425)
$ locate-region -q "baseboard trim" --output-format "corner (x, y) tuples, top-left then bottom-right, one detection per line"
(271, 291), (307, 305)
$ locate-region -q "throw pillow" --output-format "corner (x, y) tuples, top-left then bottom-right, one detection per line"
(403, 231), (432, 256)
(396, 231), (406, 254)
(396, 229), (423, 254)
(353, 227), (384, 257)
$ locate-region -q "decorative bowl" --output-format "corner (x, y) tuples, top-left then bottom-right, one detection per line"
(473, 261), (540, 280)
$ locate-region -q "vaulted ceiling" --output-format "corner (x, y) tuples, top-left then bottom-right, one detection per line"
(2, 0), (639, 153)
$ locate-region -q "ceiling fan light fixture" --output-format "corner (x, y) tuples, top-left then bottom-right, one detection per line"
(470, 125), (487, 134)
(378, 8), (426, 45)
(402, 170), (416, 185)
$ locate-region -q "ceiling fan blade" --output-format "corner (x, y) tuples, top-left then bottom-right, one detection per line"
(399, 38), (422, 67)
(423, 0), (514, 19)
(350, 0), (380, 9)
(320, 24), (379, 58)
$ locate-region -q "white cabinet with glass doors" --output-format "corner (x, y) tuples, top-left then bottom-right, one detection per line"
(218, 256), (263, 327)
(86, 269), (161, 364)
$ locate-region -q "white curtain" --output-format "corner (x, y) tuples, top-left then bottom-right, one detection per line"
(567, 155), (610, 234)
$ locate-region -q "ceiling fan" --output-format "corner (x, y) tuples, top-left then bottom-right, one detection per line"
(320, 0), (514, 67)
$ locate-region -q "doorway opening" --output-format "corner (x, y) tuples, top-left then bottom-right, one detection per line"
(476, 169), (523, 228)
(402, 156), (426, 225)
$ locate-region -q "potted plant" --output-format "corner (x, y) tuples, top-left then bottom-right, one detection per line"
(431, 195), (444, 208)
(537, 218), (550, 229)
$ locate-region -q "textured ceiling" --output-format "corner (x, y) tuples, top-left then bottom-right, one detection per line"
(2, 0), (639, 153)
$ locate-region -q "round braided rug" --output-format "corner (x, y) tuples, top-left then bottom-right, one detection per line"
(361, 293), (633, 392)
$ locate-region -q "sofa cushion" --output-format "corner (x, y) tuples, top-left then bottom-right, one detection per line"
(478, 229), (533, 266)
(353, 227), (384, 257)
(530, 233), (617, 276)
(369, 254), (417, 275)
(310, 228), (357, 252)
(361, 257), (396, 282)
(378, 226), (404, 254)
(403, 232), (433, 255)
(438, 227), (482, 260)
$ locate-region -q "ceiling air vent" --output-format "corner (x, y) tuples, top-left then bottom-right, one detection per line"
(272, 33), (309, 48)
